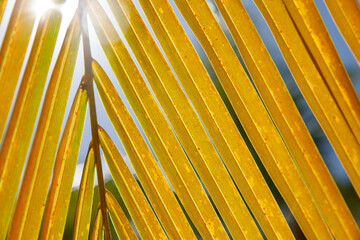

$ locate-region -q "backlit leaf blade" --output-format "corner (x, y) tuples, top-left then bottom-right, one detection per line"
(105, 190), (137, 240)
(98, 126), (167, 239)
(253, 0), (360, 197)
(0, 0), (37, 138)
(105, 0), (293, 239)
(91, 58), (195, 239)
(0, 0), (6, 21)
(283, 0), (360, 145)
(90, 208), (104, 240)
(73, 146), (96, 240)
(0, 9), (61, 238)
(213, 0), (360, 238)
(8, 82), (88, 239)
(324, 0), (360, 64)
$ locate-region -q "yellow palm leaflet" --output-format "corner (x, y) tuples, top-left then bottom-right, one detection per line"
(213, 0), (360, 238)
(98, 126), (167, 240)
(324, 0), (360, 64)
(0, 0), (37, 137)
(105, 190), (137, 239)
(8, 82), (88, 240)
(0, 9), (61, 239)
(90, 208), (104, 240)
(73, 146), (96, 240)
(0, 0), (6, 20)
(253, 0), (360, 197)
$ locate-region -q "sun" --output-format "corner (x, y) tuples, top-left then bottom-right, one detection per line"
(33, 0), (78, 22)
(33, 0), (57, 16)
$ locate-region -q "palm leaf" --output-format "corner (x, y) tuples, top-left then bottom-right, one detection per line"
(0, 0), (359, 239)
(73, 145), (96, 240)
(0, 0), (37, 138)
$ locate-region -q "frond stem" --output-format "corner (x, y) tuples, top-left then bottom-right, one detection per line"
(79, 2), (111, 239)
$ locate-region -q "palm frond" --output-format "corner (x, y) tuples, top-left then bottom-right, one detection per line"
(0, 0), (359, 239)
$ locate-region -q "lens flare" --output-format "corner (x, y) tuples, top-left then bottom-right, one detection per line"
(33, 0), (56, 16)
